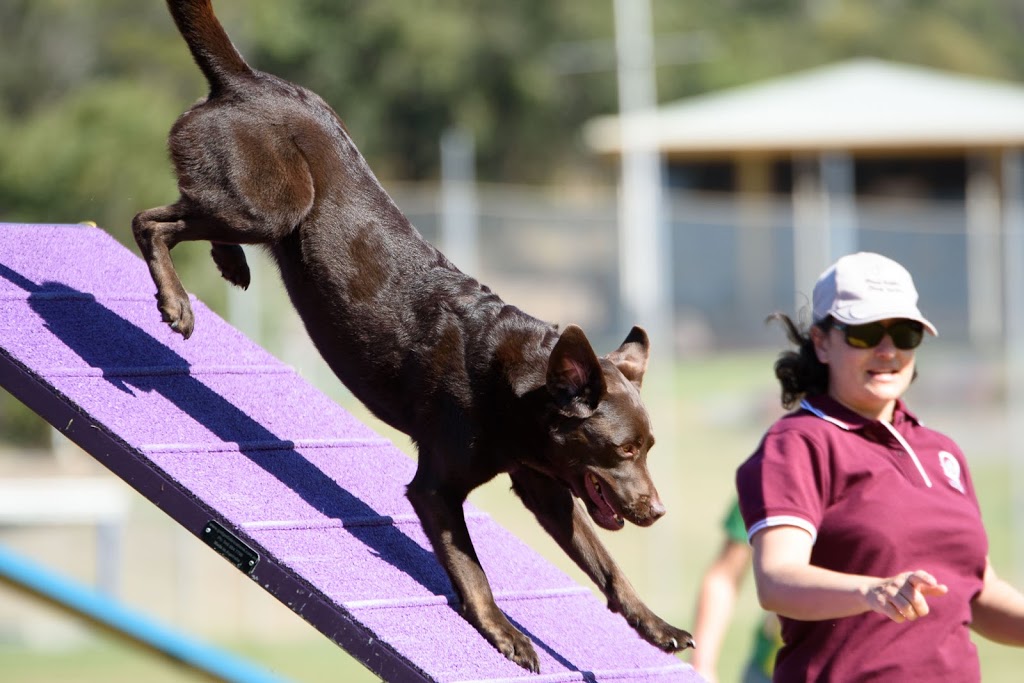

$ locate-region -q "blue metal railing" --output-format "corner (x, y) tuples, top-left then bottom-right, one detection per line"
(0, 543), (291, 683)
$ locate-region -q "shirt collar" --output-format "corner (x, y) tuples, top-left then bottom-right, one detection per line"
(799, 394), (921, 430)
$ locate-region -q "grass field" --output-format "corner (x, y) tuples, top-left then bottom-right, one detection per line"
(1, 348), (1022, 681)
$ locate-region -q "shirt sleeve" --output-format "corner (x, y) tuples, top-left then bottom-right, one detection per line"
(736, 423), (829, 544)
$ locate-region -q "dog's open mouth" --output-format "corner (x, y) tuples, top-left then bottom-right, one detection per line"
(584, 472), (625, 531)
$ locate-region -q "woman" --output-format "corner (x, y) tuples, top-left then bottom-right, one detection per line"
(736, 252), (1024, 681)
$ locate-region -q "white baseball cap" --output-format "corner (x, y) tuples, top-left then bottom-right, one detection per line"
(812, 252), (938, 336)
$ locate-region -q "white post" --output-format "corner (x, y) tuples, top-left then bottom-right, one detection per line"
(613, 0), (676, 605)
(966, 152), (1003, 349)
(791, 152), (856, 320)
(792, 155), (828, 317)
(613, 0), (669, 344)
(820, 151), (857, 260)
(440, 127), (480, 278)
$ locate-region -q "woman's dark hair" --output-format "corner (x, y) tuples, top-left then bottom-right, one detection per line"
(767, 312), (830, 409)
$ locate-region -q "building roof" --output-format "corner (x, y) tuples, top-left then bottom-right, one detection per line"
(583, 58), (1024, 157)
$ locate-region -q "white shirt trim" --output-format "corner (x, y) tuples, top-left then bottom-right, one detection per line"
(799, 398), (851, 430)
(880, 420), (933, 487)
(747, 516), (817, 544)
(800, 398), (933, 488)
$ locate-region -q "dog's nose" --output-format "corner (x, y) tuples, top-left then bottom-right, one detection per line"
(649, 497), (666, 520)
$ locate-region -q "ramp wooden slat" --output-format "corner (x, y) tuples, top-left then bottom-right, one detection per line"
(0, 223), (699, 682)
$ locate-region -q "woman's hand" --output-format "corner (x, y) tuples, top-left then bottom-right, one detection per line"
(863, 570), (948, 623)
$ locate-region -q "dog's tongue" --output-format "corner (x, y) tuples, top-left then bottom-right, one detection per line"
(585, 474), (624, 529)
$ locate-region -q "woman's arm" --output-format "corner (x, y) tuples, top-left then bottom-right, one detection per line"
(751, 526), (948, 622)
(971, 557), (1024, 645)
(689, 538), (751, 682)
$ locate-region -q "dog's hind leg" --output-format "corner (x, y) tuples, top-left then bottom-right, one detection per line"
(132, 201), (198, 338)
(132, 200), (259, 339)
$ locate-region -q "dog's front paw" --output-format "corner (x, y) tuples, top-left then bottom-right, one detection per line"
(612, 596), (696, 652)
(157, 290), (195, 339)
(471, 610), (539, 672)
(637, 614), (696, 653)
(493, 626), (539, 673)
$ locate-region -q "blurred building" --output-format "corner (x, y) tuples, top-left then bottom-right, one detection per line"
(584, 58), (1024, 351)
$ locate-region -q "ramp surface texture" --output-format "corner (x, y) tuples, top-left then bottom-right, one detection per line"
(0, 223), (699, 682)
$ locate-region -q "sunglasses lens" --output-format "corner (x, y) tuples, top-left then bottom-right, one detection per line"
(889, 321), (924, 350)
(838, 320), (924, 349)
(843, 323), (885, 348)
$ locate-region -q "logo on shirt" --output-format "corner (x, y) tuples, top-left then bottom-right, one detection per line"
(938, 451), (965, 494)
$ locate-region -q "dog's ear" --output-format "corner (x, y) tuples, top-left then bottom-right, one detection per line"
(606, 326), (650, 388)
(546, 324), (606, 417)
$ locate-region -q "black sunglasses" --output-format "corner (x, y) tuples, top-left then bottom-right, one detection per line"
(831, 320), (925, 350)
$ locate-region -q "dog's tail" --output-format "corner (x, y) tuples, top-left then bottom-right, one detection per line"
(166, 0), (252, 93)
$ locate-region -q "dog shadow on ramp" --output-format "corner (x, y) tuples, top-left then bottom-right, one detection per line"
(0, 223), (700, 682)
(4, 269), (439, 585)
(9, 266), (588, 673)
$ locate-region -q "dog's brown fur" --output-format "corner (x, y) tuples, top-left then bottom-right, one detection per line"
(133, 0), (694, 670)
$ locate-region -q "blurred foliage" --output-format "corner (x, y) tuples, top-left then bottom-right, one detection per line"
(0, 388), (48, 447)
(4, 0), (1024, 236)
(3, 0), (1024, 447)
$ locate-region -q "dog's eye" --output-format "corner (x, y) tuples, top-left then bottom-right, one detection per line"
(621, 443), (639, 459)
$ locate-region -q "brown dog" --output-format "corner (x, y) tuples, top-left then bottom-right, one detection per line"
(133, 0), (694, 671)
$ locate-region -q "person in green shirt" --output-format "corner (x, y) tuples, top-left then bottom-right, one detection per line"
(690, 500), (782, 683)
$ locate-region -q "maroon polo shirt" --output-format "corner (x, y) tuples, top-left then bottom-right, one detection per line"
(736, 394), (987, 682)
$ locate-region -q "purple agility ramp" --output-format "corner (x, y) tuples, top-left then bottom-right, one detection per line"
(0, 223), (700, 682)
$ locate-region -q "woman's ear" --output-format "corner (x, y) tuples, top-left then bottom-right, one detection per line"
(810, 325), (830, 364)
